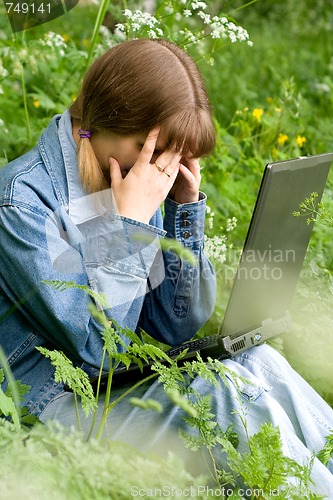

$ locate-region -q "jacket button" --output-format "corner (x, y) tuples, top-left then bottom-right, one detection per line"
(181, 211), (190, 219)
(182, 231), (192, 239)
(182, 219), (191, 227)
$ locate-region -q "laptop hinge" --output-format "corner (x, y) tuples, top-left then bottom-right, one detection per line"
(221, 311), (292, 356)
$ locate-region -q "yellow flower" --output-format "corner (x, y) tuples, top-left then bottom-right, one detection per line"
(252, 108), (264, 122)
(296, 135), (307, 148)
(32, 98), (40, 108)
(277, 133), (288, 146)
(271, 146), (278, 159)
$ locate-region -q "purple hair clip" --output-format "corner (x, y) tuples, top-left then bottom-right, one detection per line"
(78, 129), (91, 139)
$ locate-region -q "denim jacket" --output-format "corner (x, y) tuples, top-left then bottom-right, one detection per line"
(0, 111), (216, 416)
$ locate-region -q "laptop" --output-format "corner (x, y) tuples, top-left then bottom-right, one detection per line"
(93, 153), (333, 389)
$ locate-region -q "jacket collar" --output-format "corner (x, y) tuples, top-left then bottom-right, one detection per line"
(38, 111), (109, 224)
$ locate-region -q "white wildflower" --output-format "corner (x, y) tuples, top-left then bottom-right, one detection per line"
(211, 29), (221, 39)
(122, 9), (160, 32)
(99, 25), (110, 38)
(206, 205), (215, 230)
(115, 23), (125, 32)
(315, 82), (331, 94)
(43, 32), (67, 53)
(209, 16), (251, 45)
(229, 32), (237, 43)
(11, 59), (23, 77)
(226, 217), (237, 232)
(147, 29), (158, 39)
(123, 9), (133, 18)
(0, 61), (8, 79)
(183, 9), (192, 17)
(27, 55), (38, 73)
(18, 48), (28, 61)
(204, 235), (227, 263)
(197, 11), (211, 24)
(191, 1), (207, 10)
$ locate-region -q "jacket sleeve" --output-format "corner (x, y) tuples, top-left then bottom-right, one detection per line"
(137, 194), (217, 346)
(0, 203), (165, 369)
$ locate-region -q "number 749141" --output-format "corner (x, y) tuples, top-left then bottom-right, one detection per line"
(5, 2), (51, 14)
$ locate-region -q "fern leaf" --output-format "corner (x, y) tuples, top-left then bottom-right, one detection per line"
(37, 347), (97, 417)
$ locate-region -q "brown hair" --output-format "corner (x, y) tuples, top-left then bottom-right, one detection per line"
(70, 38), (215, 193)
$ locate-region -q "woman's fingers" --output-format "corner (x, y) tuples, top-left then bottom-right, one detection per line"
(138, 128), (160, 165)
(154, 148), (182, 177)
(137, 128), (183, 176)
(109, 157), (122, 186)
(168, 157), (201, 204)
(182, 157), (200, 174)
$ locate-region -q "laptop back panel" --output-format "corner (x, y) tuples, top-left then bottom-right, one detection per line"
(219, 153), (333, 347)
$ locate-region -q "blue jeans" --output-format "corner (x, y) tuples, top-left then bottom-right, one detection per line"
(39, 345), (333, 498)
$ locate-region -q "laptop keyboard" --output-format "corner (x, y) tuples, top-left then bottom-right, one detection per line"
(86, 334), (229, 391)
(166, 334), (222, 357)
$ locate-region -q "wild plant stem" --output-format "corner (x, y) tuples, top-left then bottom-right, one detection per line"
(95, 358), (114, 441)
(86, 0), (110, 70)
(14, 33), (31, 143)
(107, 372), (158, 412)
(0, 346), (21, 428)
(228, 0), (260, 15)
(74, 392), (82, 433)
(20, 70), (31, 143)
(86, 348), (107, 441)
(94, 372), (158, 441)
(205, 446), (220, 485)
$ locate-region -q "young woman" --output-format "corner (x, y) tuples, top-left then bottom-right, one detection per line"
(0, 39), (332, 495)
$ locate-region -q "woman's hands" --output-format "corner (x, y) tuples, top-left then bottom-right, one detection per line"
(168, 157), (201, 205)
(109, 129), (201, 224)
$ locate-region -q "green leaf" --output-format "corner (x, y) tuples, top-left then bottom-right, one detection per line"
(133, 234), (198, 266)
(165, 388), (198, 418)
(0, 347), (23, 427)
(317, 431), (333, 466)
(36, 347), (97, 417)
(0, 387), (20, 430)
(129, 397), (163, 413)
(43, 280), (110, 311)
